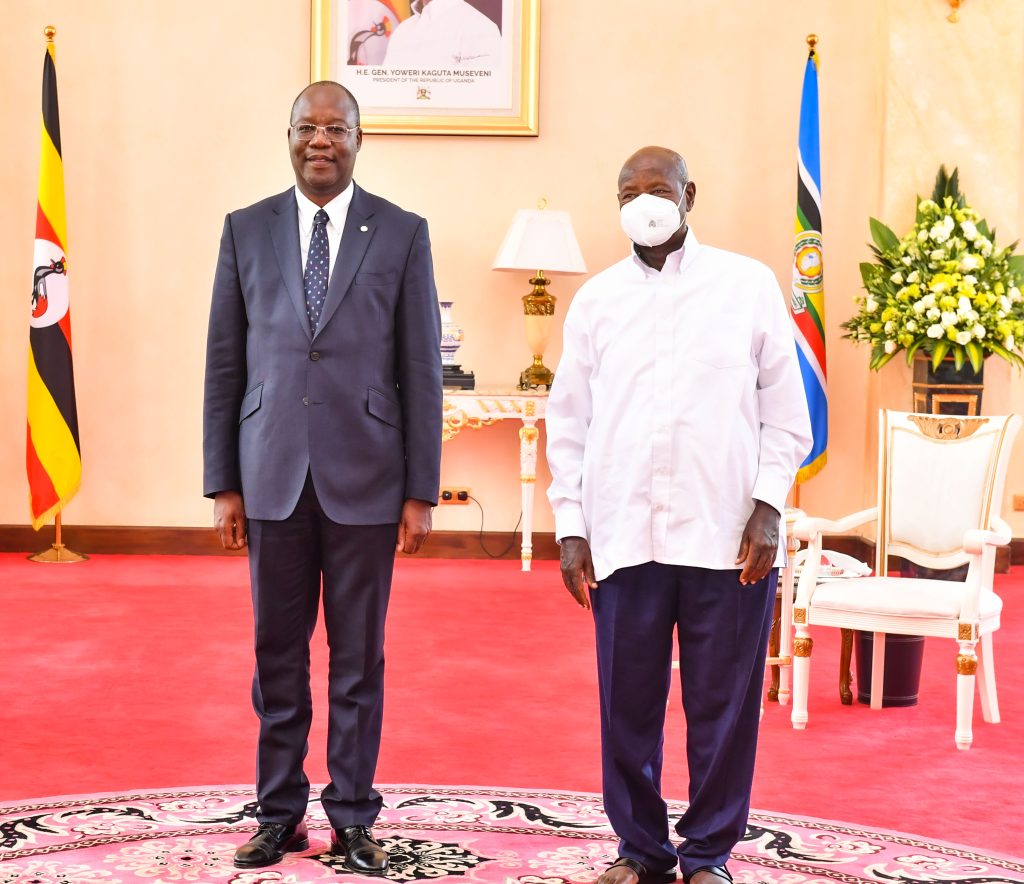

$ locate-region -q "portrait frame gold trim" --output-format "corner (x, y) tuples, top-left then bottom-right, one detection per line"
(310, 0), (540, 136)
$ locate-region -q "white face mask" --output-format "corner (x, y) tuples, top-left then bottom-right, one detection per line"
(619, 192), (684, 248)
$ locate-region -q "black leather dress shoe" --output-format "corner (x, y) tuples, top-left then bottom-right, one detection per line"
(233, 821), (309, 868)
(332, 825), (389, 875)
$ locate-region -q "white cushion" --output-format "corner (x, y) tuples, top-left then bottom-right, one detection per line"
(811, 577), (1003, 620)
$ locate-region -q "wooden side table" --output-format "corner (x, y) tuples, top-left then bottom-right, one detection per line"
(441, 389), (547, 571)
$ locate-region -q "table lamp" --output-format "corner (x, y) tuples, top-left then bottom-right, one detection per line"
(492, 203), (586, 389)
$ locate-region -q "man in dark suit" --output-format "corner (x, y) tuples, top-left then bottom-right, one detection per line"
(203, 81), (442, 875)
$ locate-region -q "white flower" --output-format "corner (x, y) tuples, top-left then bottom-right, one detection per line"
(964, 274), (977, 285)
(998, 295), (1011, 312)
(927, 324), (945, 338)
(884, 321), (895, 333)
(941, 311), (958, 327)
(927, 307), (942, 320)
(973, 324), (986, 339)
(980, 239), (993, 257)
(959, 254), (981, 271)
(929, 224), (950, 243)
(921, 294), (936, 308)
(929, 248), (946, 261)
(917, 229), (930, 243)
(960, 219), (978, 240)
(943, 215), (955, 231)
(865, 297), (879, 313)
(913, 300), (927, 314)
(1010, 286), (1022, 302)
(906, 320), (918, 332)
(1007, 334), (1016, 350)
(902, 256), (912, 266)
(884, 340), (897, 354)
(956, 331), (972, 345)
(919, 199), (938, 212)
(890, 272), (904, 284)
(907, 270), (920, 283)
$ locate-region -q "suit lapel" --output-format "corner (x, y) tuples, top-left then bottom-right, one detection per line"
(267, 189), (312, 341)
(313, 184), (376, 342)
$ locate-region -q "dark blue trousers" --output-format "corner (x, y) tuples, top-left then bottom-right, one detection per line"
(591, 562), (776, 876)
(247, 474), (397, 829)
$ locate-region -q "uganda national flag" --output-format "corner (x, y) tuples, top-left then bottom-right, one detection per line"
(790, 39), (827, 484)
(27, 33), (81, 531)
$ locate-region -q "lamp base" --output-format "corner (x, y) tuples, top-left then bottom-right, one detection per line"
(518, 358), (553, 390)
(443, 363), (476, 390)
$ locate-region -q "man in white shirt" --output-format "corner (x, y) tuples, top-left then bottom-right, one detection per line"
(383, 0), (501, 68)
(546, 147), (812, 884)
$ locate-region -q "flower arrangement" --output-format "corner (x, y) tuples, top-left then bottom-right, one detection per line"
(842, 166), (1024, 372)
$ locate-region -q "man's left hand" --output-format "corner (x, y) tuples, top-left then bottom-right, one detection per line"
(397, 499), (433, 554)
(735, 499), (781, 585)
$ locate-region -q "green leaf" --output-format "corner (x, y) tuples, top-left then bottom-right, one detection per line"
(931, 338), (951, 371)
(953, 346), (965, 371)
(949, 166), (960, 201)
(869, 217), (900, 253)
(859, 262), (876, 286)
(932, 166), (948, 202)
(905, 340), (923, 366)
(1008, 254), (1024, 279)
(977, 219), (991, 238)
(873, 351), (897, 371)
(966, 341), (984, 373)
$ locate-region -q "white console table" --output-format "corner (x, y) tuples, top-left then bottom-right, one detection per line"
(441, 389), (547, 571)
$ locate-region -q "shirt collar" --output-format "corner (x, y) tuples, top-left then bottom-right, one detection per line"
(629, 228), (700, 278)
(295, 181), (355, 232)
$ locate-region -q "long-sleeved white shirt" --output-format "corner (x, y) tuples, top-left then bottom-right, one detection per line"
(383, 0), (501, 68)
(546, 231), (813, 581)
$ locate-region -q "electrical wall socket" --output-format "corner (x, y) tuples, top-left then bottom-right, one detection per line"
(1013, 494), (1024, 511)
(439, 487), (471, 505)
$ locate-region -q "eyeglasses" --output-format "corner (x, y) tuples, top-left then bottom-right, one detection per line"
(291, 123), (360, 142)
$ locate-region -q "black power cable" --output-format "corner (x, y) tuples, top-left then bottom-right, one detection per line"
(468, 494), (523, 559)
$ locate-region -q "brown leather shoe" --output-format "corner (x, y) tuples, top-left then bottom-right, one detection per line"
(332, 825), (389, 875)
(233, 821), (309, 868)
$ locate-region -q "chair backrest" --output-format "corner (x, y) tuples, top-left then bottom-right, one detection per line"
(876, 410), (1021, 574)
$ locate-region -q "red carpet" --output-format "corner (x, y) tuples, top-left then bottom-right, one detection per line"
(1, 554), (1021, 857)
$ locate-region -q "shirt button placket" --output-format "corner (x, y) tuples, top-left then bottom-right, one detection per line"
(651, 278), (674, 558)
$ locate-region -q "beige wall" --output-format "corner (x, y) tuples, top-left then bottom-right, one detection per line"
(0, 0), (1022, 536)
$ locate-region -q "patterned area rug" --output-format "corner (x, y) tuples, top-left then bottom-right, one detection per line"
(1, 786), (1021, 884)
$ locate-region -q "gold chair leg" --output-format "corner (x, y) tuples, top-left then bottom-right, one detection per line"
(839, 628), (854, 705)
(767, 592), (782, 701)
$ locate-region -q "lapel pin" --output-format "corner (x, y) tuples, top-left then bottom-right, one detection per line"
(360, 225), (368, 232)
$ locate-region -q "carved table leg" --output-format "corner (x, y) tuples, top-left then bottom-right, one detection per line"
(519, 408), (539, 573)
(839, 627), (854, 705)
(767, 593), (782, 701)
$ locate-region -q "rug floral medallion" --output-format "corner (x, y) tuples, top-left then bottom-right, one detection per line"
(0, 786), (1020, 884)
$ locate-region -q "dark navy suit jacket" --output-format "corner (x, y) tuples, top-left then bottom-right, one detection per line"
(203, 184), (442, 523)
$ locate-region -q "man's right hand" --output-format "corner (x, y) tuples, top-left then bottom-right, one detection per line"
(214, 490), (247, 550)
(559, 536), (598, 610)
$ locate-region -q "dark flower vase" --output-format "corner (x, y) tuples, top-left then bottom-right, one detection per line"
(911, 353), (984, 416)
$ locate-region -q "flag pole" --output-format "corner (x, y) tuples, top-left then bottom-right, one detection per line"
(28, 25), (86, 565)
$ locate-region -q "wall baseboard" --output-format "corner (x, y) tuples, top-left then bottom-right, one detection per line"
(0, 525), (1016, 572)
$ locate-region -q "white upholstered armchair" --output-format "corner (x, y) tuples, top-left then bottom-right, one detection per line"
(790, 409), (1021, 750)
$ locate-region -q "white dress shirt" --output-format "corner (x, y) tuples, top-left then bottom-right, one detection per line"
(546, 231), (813, 582)
(296, 182), (354, 282)
(383, 0), (501, 68)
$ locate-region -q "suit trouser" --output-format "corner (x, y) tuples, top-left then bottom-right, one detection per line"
(246, 473), (397, 829)
(591, 562), (776, 875)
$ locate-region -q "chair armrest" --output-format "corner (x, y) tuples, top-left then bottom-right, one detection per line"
(963, 518), (1011, 554)
(793, 507), (878, 541)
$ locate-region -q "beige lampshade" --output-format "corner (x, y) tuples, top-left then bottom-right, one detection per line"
(492, 209), (587, 274)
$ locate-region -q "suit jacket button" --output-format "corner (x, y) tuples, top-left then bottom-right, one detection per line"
(310, 351), (320, 361)
(302, 396), (310, 406)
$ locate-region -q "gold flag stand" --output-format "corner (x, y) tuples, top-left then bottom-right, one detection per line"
(29, 513), (88, 563)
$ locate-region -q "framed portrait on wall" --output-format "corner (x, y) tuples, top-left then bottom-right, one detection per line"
(310, 0), (539, 135)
